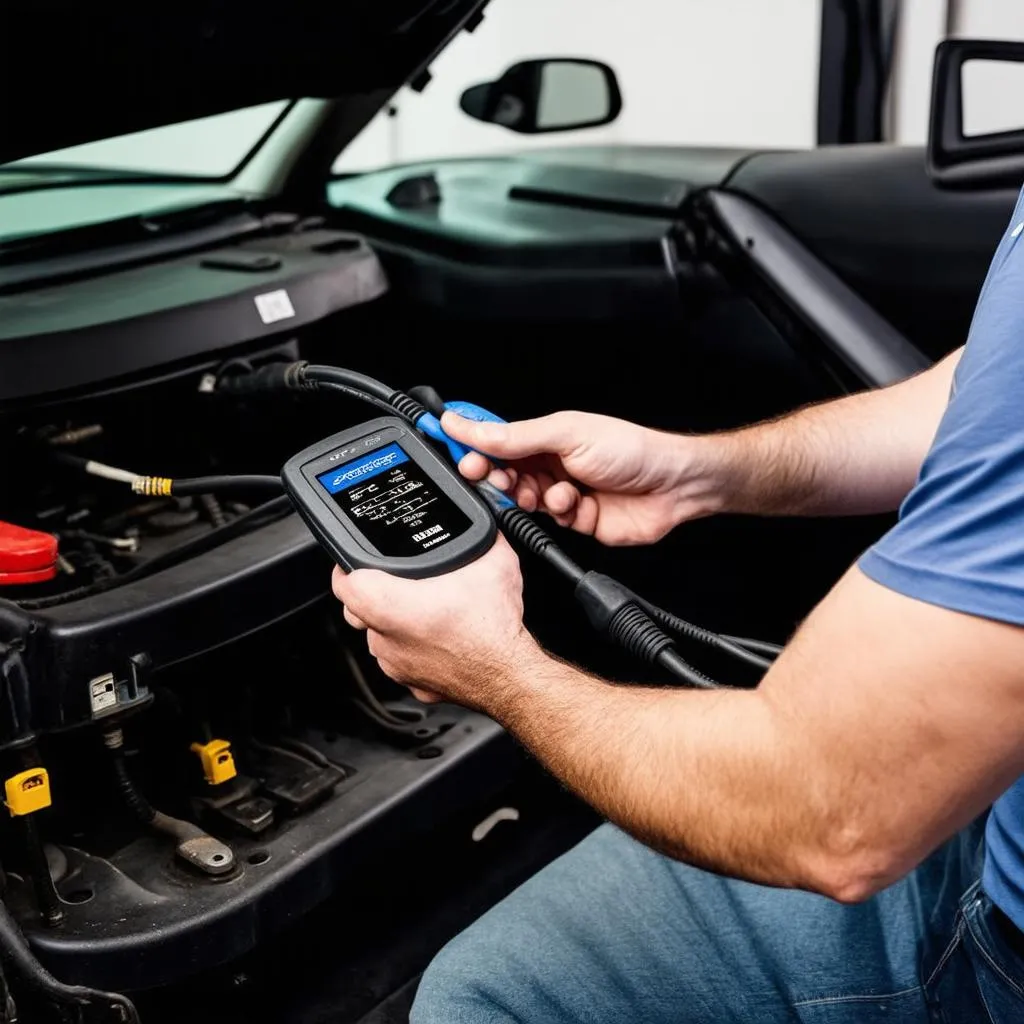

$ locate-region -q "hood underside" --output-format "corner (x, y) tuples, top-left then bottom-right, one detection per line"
(1, 0), (489, 165)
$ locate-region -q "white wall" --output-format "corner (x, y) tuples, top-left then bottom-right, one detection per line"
(888, 0), (947, 144)
(889, 0), (1024, 144)
(336, 0), (822, 172)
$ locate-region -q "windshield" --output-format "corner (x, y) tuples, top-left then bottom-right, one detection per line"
(0, 101), (296, 249)
(5, 101), (292, 181)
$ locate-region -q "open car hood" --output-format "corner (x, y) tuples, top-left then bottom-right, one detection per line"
(1, 0), (489, 164)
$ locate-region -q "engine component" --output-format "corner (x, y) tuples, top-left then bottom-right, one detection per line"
(3, 769), (51, 819)
(194, 775), (276, 836)
(3, 764), (63, 928)
(191, 738), (238, 786)
(0, 522), (57, 586)
(248, 741), (345, 814)
(105, 729), (236, 877)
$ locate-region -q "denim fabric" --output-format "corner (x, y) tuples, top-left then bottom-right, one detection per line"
(412, 820), (1024, 1023)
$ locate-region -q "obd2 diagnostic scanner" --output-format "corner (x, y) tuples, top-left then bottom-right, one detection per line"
(267, 361), (780, 690)
(283, 417), (496, 578)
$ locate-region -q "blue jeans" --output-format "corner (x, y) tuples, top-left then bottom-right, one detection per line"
(412, 819), (1024, 1023)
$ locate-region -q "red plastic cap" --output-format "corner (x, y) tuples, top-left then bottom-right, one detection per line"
(0, 566), (58, 585)
(0, 521), (59, 574)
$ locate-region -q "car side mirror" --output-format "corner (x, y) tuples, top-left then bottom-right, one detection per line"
(459, 58), (622, 135)
(928, 39), (1024, 189)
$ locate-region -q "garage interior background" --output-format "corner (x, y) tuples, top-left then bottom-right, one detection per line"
(13, 1), (1024, 192)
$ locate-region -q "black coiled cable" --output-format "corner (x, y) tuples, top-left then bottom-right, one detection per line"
(110, 752), (155, 825)
(496, 505), (586, 584)
(636, 598), (774, 672)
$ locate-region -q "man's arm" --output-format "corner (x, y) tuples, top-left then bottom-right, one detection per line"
(487, 564), (1024, 901)
(698, 347), (962, 517)
(443, 348), (963, 541)
(335, 542), (1024, 904)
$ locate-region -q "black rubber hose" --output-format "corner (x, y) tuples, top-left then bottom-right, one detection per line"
(0, 898), (139, 1022)
(110, 753), (155, 825)
(170, 475), (283, 497)
(200, 493), (228, 529)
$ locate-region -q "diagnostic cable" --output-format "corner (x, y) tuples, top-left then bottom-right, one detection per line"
(222, 361), (781, 689)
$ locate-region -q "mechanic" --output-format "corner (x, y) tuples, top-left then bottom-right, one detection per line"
(333, 196), (1024, 1022)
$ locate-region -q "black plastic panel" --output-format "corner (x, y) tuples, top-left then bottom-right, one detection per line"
(16, 712), (517, 991)
(0, 231), (387, 402)
(328, 156), (708, 320)
(703, 188), (931, 387)
(0, 515), (328, 734)
(728, 145), (1018, 359)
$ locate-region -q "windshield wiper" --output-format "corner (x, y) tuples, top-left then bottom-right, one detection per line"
(0, 164), (216, 197)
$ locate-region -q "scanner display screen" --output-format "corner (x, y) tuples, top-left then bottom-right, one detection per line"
(317, 443), (470, 558)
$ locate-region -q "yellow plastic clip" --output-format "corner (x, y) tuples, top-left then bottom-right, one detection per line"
(4, 768), (52, 816)
(190, 739), (237, 785)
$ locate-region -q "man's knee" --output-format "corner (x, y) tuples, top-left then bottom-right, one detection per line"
(411, 928), (513, 1024)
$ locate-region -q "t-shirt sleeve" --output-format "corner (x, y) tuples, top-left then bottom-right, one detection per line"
(859, 188), (1024, 626)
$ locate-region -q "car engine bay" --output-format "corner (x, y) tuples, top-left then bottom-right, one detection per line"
(0, 151), (958, 1018)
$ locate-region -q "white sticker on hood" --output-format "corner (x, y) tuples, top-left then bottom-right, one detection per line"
(254, 289), (296, 325)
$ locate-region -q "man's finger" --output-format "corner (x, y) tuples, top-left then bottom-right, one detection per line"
(409, 686), (443, 704)
(337, 569), (413, 631)
(573, 494), (600, 536)
(457, 451), (491, 481)
(331, 565), (347, 602)
(343, 607), (367, 631)
(542, 480), (579, 516)
(455, 451), (514, 491)
(366, 629), (383, 660)
(492, 467), (517, 491)
(515, 474), (540, 512)
(441, 411), (578, 461)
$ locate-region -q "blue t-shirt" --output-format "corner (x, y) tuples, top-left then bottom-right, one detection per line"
(859, 186), (1024, 930)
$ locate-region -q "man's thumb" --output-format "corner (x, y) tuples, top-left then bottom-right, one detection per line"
(335, 569), (405, 627)
(441, 411), (574, 460)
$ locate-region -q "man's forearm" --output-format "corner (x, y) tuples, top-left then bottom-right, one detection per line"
(686, 348), (962, 518)
(479, 555), (1022, 906)
(493, 644), (820, 893)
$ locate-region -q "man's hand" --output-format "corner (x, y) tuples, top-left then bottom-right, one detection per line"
(442, 410), (722, 546)
(442, 350), (963, 538)
(331, 536), (541, 709)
